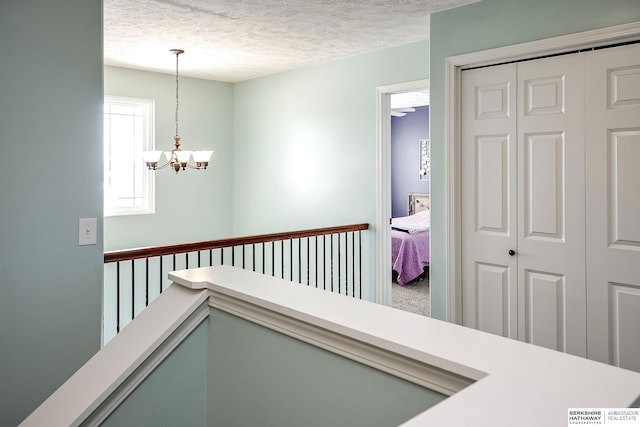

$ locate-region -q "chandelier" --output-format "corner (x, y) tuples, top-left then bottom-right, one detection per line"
(143, 49), (213, 173)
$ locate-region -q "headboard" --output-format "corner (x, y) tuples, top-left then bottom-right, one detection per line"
(408, 193), (430, 215)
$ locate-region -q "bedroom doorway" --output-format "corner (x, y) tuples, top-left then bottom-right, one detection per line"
(375, 79), (430, 316)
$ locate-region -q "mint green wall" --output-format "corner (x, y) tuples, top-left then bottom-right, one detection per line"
(208, 308), (446, 426)
(0, 0), (103, 425)
(101, 320), (208, 427)
(232, 41), (429, 300)
(104, 66), (234, 251)
(428, 0), (640, 320)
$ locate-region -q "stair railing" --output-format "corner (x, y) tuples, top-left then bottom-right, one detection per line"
(103, 223), (369, 343)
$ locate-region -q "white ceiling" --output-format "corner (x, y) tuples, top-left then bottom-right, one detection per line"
(103, 0), (477, 82)
(392, 90), (430, 109)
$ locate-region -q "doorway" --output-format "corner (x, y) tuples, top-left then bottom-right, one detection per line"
(375, 79), (430, 315)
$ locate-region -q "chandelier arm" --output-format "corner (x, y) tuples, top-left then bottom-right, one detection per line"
(150, 161), (172, 171)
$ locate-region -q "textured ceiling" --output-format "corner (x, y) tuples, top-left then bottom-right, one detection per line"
(104, 0), (477, 82)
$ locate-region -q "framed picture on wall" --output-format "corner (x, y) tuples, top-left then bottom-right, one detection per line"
(419, 138), (430, 180)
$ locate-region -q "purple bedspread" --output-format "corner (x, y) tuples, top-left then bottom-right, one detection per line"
(391, 228), (430, 285)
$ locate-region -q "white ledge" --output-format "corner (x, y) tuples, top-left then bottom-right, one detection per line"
(172, 265), (640, 427)
(169, 267), (215, 289)
(20, 284), (209, 427)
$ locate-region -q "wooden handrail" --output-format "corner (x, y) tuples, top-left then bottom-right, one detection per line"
(104, 223), (369, 264)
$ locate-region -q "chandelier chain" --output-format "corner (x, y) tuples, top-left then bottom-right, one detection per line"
(175, 50), (180, 138)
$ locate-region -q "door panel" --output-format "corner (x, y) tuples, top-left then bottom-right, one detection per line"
(609, 130), (640, 247)
(523, 132), (564, 240)
(516, 54), (586, 356)
(523, 270), (565, 352)
(609, 282), (640, 372)
(524, 75), (565, 116)
(475, 262), (512, 336)
(609, 65), (640, 108)
(476, 135), (510, 234)
(586, 43), (640, 370)
(461, 64), (517, 338)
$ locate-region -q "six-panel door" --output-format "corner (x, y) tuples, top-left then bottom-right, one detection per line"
(461, 63), (518, 339)
(461, 53), (588, 357)
(585, 43), (640, 372)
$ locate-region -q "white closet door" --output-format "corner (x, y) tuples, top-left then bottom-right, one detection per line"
(516, 54), (586, 356)
(586, 43), (640, 371)
(461, 64), (518, 338)
(461, 54), (587, 355)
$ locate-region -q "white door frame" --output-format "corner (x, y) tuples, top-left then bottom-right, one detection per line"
(375, 79), (429, 306)
(445, 22), (640, 323)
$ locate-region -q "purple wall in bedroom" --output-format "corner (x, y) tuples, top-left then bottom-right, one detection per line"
(391, 106), (430, 218)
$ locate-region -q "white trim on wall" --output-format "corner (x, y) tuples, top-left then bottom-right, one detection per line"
(375, 79), (430, 306)
(445, 21), (640, 324)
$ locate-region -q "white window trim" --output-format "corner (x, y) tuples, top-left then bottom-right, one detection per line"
(104, 95), (155, 217)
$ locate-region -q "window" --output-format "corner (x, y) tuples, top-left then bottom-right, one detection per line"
(104, 96), (155, 216)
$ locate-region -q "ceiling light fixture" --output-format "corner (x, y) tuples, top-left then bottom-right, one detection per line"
(390, 107), (416, 117)
(143, 49), (213, 173)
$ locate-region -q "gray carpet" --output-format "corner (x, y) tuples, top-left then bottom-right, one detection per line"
(392, 278), (430, 317)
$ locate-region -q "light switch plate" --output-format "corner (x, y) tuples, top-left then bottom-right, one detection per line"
(79, 218), (97, 246)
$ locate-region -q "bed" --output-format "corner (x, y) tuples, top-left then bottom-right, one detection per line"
(391, 193), (430, 285)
